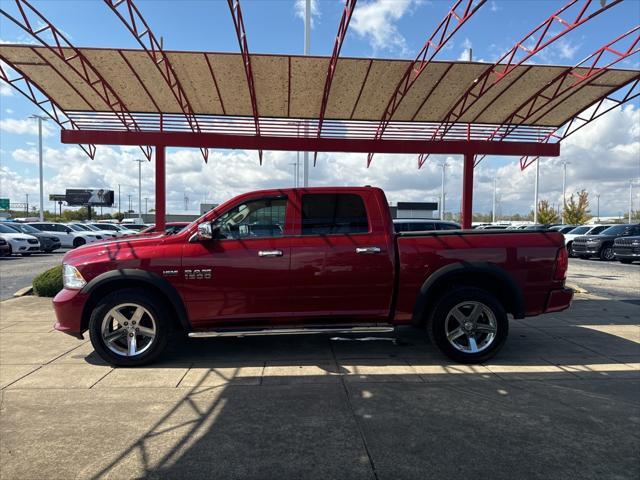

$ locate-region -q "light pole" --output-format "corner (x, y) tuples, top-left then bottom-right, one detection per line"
(25, 193), (29, 214)
(492, 177), (497, 223)
(303, 0), (310, 187)
(118, 184), (121, 215)
(134, 159), (144, 222)
(561, 160), (570, 224)
(533, 159), (540, 224)
(128, 194), (132, 215)
(439, 161), (448, 220)
(144, 197), (149, 215)
(595, 193), (600, 222)
(629, 180), (634, 224)
(30, 114), (48, 221)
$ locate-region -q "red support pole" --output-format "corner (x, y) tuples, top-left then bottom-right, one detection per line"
(461, 153), (474, 229)
(155, 146), (166, 232)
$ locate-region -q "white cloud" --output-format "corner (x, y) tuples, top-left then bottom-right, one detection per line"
(490, 1), (500, 12)
(352, 0), (423, 55)
(294, 0), (320, 27)
(5, 108), (14, 114)
(458, 38), (473, 61)
(0, 82), (13, 97)
(0, 118), (53, 136)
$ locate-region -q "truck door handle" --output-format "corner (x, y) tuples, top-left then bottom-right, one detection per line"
(258, 250), (283, 257)
(355, 247), (381, 254)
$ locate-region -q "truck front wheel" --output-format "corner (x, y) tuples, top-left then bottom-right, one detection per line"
(427, 287), (508, 364)
(88, 289), (170, 367)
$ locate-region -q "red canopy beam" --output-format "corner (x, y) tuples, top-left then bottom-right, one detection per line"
(313, 0), (357, 166)
(367, 0), (486, 167)
(0, 0), (152, 160)
(103, 0), (208, 162)
(520, 77), (640, 170)
(418, 0), (623, 168)
(0, 58), (96, 158)
(475, 26), (640, 167)
(61, 129), (560, 158)
(227, 0), (263, 164)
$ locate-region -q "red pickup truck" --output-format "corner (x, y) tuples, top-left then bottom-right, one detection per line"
(53, 187), (572, 366)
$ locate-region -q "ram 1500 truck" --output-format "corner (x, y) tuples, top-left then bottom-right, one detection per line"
(53, 187), (573, 366)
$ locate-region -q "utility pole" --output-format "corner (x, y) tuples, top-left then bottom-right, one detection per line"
(144, 197), (148, 215)
(533, 159), (540, 224)
(128, 194), (132, 215)
(134, 159), (144, 222)
(630, 180), (634, 224)
(303, 0), (310, 187)
(439, 162), (447, 220)
(184, 193), (189, 211)
(25, 193), (29, 214)
(595, 193), (600, 222)
(561, 160), (569, 224)
(118, 184), (121, 215)
(492, 177), (497, 223)
(30, 114), (48, 221)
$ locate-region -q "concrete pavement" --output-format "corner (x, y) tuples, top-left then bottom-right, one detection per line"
(0, 294), (639, 479)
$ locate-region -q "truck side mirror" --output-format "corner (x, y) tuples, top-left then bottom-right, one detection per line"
(197, 223), (219, 241)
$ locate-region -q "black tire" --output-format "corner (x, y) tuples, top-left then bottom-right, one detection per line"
(88, 289), (170, 367)
(566, 242), (575, 258)
(43, 249), (53, 253)
(72, 237), (86, 248)
(599, 245), (615, 261)
(426, 287), (508, 364)
(20, 253), (32, 257)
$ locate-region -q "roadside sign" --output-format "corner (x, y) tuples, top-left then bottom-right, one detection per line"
(0, 198), (9, 209)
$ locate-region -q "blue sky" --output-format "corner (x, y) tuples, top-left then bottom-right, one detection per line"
(1, 0), (639, 216)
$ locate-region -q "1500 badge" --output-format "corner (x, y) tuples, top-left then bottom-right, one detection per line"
(184, 269), (212, 280)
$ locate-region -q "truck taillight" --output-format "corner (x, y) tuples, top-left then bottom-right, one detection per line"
(554, 247), (568, 281)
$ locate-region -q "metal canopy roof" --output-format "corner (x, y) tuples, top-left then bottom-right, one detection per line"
(2, 45), (637, 128)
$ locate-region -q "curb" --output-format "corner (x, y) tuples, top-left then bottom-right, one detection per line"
(567, 283), (588, 294)
(13, 286), (33, 297)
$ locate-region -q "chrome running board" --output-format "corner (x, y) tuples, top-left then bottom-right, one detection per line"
(188, 326), (395, 338)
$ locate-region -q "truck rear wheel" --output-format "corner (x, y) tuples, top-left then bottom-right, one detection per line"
(88, 289), (170, 367)
(427, 287), (508, 364)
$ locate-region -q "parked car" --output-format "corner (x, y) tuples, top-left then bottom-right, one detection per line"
(523, 224), (550, 231)
(548, 225), (578, 234)
(564, 224), (613, 257)
(0, 237), (11, 257)
(393, 219), (460, 232)
(138, 222), (190, 235)
(475, 225), (510, 230)
(28, 222), (101, 248)
(613, 236), (640, 264)
(119, 223), (148, 232)
(2, 222), (61, 252)
(0, 223), (40, 256)
(87, 223), (137, 237)
(67, 223), (117, 239)
(53, 187), (572, 367)
(572, 224), (640, 260)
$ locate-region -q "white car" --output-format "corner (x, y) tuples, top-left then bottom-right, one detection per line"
(88, 223), (137, 237)
(68, 223), (117, 239)
(0, 222), (40, 256)
(28, 222), (102, 248)
(564, 224), (614, 256)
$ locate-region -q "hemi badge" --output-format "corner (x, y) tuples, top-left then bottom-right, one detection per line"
(162, 270), (179, 276)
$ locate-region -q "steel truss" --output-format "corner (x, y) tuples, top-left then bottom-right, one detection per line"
(313, 0), (357, 166)
(0, 59), (96, 159)
(520, 77), (640, 170)
(103, 0), (208, 162)
(367, 0), (485, 167)
(0, 0), (152, 160)
(418, 0), (623, 168)
(227, 0), (263, 164)
(474, 26), (640, 167)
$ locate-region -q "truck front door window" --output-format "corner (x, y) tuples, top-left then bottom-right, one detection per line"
(213, 198), (286, 239)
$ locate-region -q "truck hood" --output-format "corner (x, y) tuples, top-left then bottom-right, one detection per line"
(62, 234), (167, 265)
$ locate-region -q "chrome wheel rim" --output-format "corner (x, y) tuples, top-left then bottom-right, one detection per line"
(603, 247), (614, 260)
(101, 303), (156, 357)
(444, 301), (497, 354)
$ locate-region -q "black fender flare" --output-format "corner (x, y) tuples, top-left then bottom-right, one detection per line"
(81, 269), (191, 331)
(411, 262), (525, 324)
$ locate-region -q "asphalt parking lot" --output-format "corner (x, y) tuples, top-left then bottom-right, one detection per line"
(0, 250), (69, 301)
(0, 264), (639, 479)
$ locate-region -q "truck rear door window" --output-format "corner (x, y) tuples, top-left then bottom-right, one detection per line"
(301, 194), (369, 235)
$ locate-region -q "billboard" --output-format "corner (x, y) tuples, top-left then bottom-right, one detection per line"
(65, 189), (114, 207)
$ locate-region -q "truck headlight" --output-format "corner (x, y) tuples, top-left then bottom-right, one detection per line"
(63, 264), (86, 289)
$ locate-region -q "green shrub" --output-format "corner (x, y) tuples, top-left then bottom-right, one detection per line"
(33, 265), (63, 297)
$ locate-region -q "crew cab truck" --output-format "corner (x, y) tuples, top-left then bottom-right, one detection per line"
(53, 187), (573, 367)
